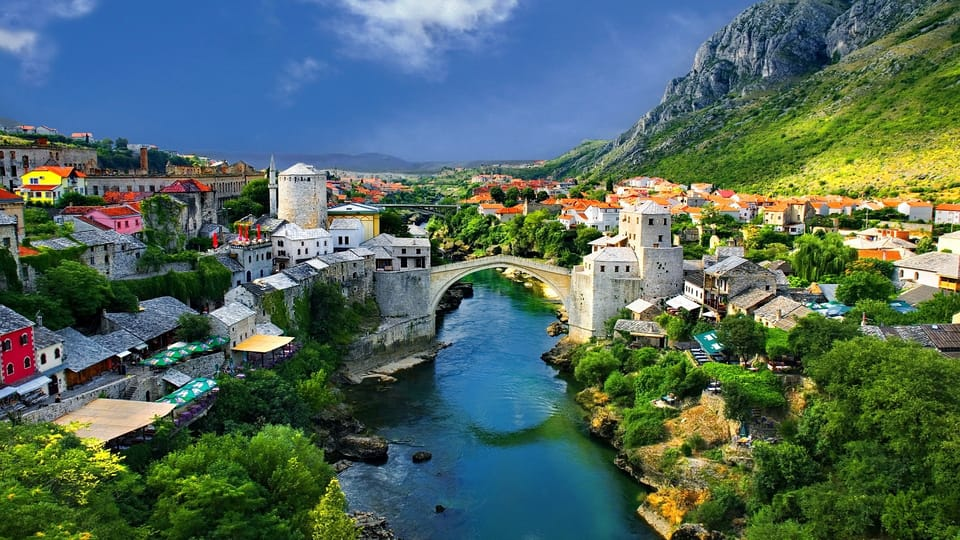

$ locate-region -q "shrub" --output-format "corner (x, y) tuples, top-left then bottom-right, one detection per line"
(574, 348), (621, 387)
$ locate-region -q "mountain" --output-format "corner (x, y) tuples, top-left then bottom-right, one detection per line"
(205, 150), (535, 175)
(542, 0), (960, 198)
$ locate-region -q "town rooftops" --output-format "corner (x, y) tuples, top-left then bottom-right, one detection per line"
(32, 325), (63, 350)
(31, 237), (82, 250)
(209, 302), (256, 327)
(754, 296), (813, 331)
(56, 327), (114, 372)
(614, 320), (666, 336)
(283, 263), (321, 283)
(317, 249), (365, 264)
(894, 252), (960, 279)
(103, 296), (197, 342)
(627, 200), (669, 215)
(93, 205), (140, 218)
(273, 222), (331, 240)
(215, 254), (244, 273)
(729, 288), (775, 311)
(361, 234), (430, 248)
(0, 305), (33, 334)
(92, 329), (146, 357)
(897, 284), (942, 306)
(329, 218), (362, 230)
(584, 247), (637, 263)
(26, 166), (85, 178)
(860, 324), (960, 357)
(160, 178), (213, 193)
(328, 202), (381, 214)
(0, 188), (21, 202)
(704, 255), (753, 276)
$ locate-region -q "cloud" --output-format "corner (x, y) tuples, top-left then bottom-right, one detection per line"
(328, 0), (519, 72)
(0, 0), (97, 82)
(273, 57), (326, 105)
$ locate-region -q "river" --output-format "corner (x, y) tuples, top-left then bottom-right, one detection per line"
(340, 269), (658, 539)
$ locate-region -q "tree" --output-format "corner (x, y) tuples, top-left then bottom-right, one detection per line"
(535, 190), (549, 202)
(39, 261), (114, 323)
(309, 478), (359, 540)
(792, 233), (855, 283)
(787, 314), (859, 363)
(489, 186), (505, 203)
(717, 314), (767, 361)
(380, 209), (410, 237)
(521, 187), (536, 201)
(114, 137), (129, 150)
(914, 236), (935, 254)
(574, 348), (621, 386)
(835, 271), (895, 305)
(223, 197), (264, 223)
(240, 178), (270, 209)
(175, 313), (211, 342)
(141, 194), (185, 251)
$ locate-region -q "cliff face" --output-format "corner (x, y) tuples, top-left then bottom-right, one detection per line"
(560, 0), (952, 188)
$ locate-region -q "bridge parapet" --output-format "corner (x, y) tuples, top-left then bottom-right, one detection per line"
(429, 255), (572, 312)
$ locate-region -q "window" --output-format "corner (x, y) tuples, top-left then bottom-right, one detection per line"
(648, 218), (654, 225)
(40, 353), (47, 365)
(626, 266), (630, 272)
(402, 248), (407, 254)
(278, 240), (284, 247)
(5, 363), (12, 375)
(614, 266), (619, 272)
(23, 357), (30, 369)
(663, 219), (668, 225)
(600, 265), (605, 272)
(19, 333), (28, 346)
(658, 235), (663, 243)
(416, 248), (421, 254)
(54, 348), (60, 359)
(2, 339), (10, 351)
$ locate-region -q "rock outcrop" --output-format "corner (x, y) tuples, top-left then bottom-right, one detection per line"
(350, 511), (397, 540)
(338, 434), (389, 463)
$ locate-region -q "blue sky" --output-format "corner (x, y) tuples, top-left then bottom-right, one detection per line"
(0, 0), (756, 163)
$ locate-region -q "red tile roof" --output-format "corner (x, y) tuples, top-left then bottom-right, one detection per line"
(160, 178), (213, 193)
(18, 246), (40, 256)
(61, 205), (103, 215)
(27, 166), (85, 178)
(936, 204), (960, 212)
(0, 188), (21, 202)
(18, 184), (60, 192)
(95, 205), (140, 218)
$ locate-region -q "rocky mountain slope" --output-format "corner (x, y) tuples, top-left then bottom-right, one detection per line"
(538, 0), (960, 198)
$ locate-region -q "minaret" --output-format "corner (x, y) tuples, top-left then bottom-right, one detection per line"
(268, 154), (278, 217)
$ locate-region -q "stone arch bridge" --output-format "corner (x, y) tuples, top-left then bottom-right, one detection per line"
(429, 255), (572, 313)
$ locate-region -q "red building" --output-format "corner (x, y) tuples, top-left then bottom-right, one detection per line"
(0, 305), (36, 386)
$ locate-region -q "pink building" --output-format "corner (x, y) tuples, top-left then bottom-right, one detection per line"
(86, 205), (142, 234)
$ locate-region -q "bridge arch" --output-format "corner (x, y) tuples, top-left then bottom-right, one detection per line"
(429, 255), (573, 314)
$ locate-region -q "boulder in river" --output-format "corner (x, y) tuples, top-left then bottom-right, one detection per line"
(350, 511), (397, 539)
(546, 321), (568, 336)
(670, 523), (725, 540)
(338, 434), (389, 463)
(412, 451), (432, 463)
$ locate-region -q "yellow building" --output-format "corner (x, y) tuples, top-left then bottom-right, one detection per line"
(17, 166), (86, 205)
(327, 203), (381, 242)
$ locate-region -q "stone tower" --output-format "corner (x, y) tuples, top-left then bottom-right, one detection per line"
(268, 155), (278, 217)
(277, 163), (327, 229)
(568, 200), (683, 341)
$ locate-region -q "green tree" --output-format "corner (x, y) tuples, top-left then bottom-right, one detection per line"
(141, 194), (185, 251)
(240, 178), (270, 209)
(521, 187), (536, 201)
(223, 197), (264, 223)
(574, 348), (621, 386)
(835, 271), (895, 305)
(309, 478), (359, 540)
(39, 261), (113, 323)
(914, 236), (935, 254)
(787, 314), (859, 363)
(380, 209), (410, 237)
(175, 313), (211, 342)
(791, 233), (855, 283)
(489, 186), (505, 203)
(717, 313), (767, 361)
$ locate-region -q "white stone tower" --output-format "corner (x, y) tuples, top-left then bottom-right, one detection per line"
(268, 155), (278, 217)
(277, 163), (327, 229)
(620, 201), (683, 299)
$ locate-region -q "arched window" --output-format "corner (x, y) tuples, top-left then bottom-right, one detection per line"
(5, 363), (12, 375)
(40, 353), (47, 365)
(23, 357), (31, 369)
(20, 333), (28, 346)
(54, 348), (61, 359)
(2, 339), (10, 351)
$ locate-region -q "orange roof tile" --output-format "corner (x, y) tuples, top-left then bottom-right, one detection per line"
(18, 184), (60, 192)
(95, 205), (140, 218)
(0, 188), (21, 202)
(27, 166), (85, 178)
(936, 204), (960, 212)
(18, 246), (40, 256)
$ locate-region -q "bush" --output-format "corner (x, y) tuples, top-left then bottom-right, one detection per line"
(686, 483), (746, 532)
(621, 403), (671, 447)
(574, 348), (621, 386)
(604, 371), (635, 406)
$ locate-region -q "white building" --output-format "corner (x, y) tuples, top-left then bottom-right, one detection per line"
(935, 204), (960, 225)
(581, 203), (620, 232)
(33, 326), (65, 396)
(277, 163), (327, 229)
(897, 201), (934, 222)
(938, 230), (960, 253)
(271, 222), (332, 269)
(208, 302), (257, 354)
(361, 234), (431, 271)
(894, 252), (960, 290)
(329, 218), (364, 252)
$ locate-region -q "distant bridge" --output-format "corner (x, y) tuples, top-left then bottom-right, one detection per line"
(429, 255), (572, 313)
(373, 203), (460, 216)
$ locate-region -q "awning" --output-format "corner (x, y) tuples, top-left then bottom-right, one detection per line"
(157, 378), (218, 406)
(54, 398), (175, 442)
(667, 295), (700, 311)
(0, 387), (17, 400)
(16, 375), (52, 395)
(117, 351), (132, 359)
(232, 335), (294, 354)
(625, 298), (655, 314)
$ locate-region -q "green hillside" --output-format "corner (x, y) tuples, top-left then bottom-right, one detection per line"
(576, 2), (960, 200)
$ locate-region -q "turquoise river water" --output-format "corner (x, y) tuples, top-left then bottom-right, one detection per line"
(340, 269), (659, 539)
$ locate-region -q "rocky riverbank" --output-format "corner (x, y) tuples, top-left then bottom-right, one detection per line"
(541, 341), (732, 540)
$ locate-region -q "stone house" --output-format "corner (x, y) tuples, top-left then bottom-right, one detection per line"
(702, 256), (777, 316)
(754, 296), (814, 331)
(55, 327), (117, 389)
(208, 302), (257, 353)
(101, 296), (197, 351)
(361, 234), (431, 271)
(329, 218), (364, 252)
(0, 144), (96, 192)
(894, 252), (960, 291)
(33, 326), (66, 396)
(272, 222), (332, 269)
(33, 228), (146, 279)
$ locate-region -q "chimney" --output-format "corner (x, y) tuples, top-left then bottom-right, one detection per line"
(140, 147), (148, 173)
(776, 309), (782, 321)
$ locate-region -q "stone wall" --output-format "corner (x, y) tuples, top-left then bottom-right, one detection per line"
(346, 315), (436, 368)
(373, 269), (432, 319)
(569, 269), (646, 342)
(637, 246), (684, 300)
(23, 377), (131, 423)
